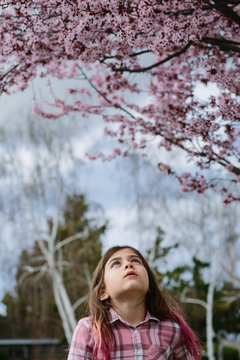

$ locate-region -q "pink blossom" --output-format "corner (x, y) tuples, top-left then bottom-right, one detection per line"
(113, 148), (121, 156)
(157, 163), (172, 175)
(0, 0), (239, 201)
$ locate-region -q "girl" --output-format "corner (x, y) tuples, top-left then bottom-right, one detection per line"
(67, 246), (202, 359)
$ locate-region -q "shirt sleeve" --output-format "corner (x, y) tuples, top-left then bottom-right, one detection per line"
(172, 327), (194, 360)
(67, 319), (94, 360)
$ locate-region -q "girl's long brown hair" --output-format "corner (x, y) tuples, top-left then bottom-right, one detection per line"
(89, 246), (202, 360)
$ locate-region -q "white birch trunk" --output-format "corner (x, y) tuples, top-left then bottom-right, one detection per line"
(180, 247), (222, 360)
(52, 269), (77, 332)
(53, 281), (73, 344)
(206, 267), (216, 360)
(45, 209), (77, 343)
(205, 209), (224, 360)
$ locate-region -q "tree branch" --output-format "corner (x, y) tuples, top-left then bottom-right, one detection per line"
(115, 42), (192, 73)
(153, 127), (240, 176)
(18, 264), (48, 285)
(55, 230), (88, 251)
(202, 36), (240, 53)
(222, 294), (240, 302)
(72, 294), (89, 311)
(0, 64), (18, 81)
(100, 49), (150, 63)
(164, 4), (214, 16)
(84, 262), (92, 288)
(180, 288), (207, 309)
(222, 264), (240, 284)
(77, 64), (136, 119)
(213, 0), (240, 26)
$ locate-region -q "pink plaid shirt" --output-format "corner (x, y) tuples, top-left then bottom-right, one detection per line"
(67, 308), (194, 359)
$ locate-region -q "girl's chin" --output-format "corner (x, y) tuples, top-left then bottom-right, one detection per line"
(116, 287), (148, 298)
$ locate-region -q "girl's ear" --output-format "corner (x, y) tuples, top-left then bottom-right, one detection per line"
(100, 288), (109, 301)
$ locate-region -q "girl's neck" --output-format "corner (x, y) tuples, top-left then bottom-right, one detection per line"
(111, 299), (146, 328)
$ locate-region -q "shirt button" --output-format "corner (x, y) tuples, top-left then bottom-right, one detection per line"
(134, 329), (138, 334)
(137, 350), (142, 355)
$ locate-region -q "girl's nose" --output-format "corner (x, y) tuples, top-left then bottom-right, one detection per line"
(124, 262), (133, 269)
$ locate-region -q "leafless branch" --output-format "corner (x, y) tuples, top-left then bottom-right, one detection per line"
(72, 294), (89, 311)
(180, 287), (207, 309)
(77, 64), (136, 119)
(55, 231), (88, 251)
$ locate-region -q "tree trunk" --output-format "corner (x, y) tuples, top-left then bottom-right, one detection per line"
(206, 209), (224, 360)
(52, 269), (77, 343)
(206, 273), (215, 360)
(53, 281), (73, 344)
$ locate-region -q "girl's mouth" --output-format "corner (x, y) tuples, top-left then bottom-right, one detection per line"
(125, 271), (137, 277)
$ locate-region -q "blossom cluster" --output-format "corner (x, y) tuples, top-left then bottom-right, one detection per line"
(0, 0), (240, 200)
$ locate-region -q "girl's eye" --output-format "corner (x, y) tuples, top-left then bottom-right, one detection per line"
(132, 258), (141, 264)
(112, 260), (120, 267)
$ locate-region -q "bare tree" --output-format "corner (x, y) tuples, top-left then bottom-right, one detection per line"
(0, 112), (99, 343)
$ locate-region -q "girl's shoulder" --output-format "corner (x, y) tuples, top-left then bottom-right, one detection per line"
(71, 316), (94, 345)
(68, 316), (95, 357)
(77, 315), (93, 330)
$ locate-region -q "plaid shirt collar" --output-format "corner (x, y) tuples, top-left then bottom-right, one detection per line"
(109, 307), (159, 326)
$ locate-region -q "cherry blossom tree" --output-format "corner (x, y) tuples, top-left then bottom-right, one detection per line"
(0, 0), (240, 200)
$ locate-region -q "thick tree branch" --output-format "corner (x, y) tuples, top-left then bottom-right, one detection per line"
(202, 36), (240, 53)
(164, 4), (214, 16)
(213, 0), (240, 26)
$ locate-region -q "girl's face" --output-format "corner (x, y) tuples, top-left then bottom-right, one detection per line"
(100, 248), (149, 302)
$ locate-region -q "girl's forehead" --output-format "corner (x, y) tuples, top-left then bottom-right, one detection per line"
(107, 248), (139, 262)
